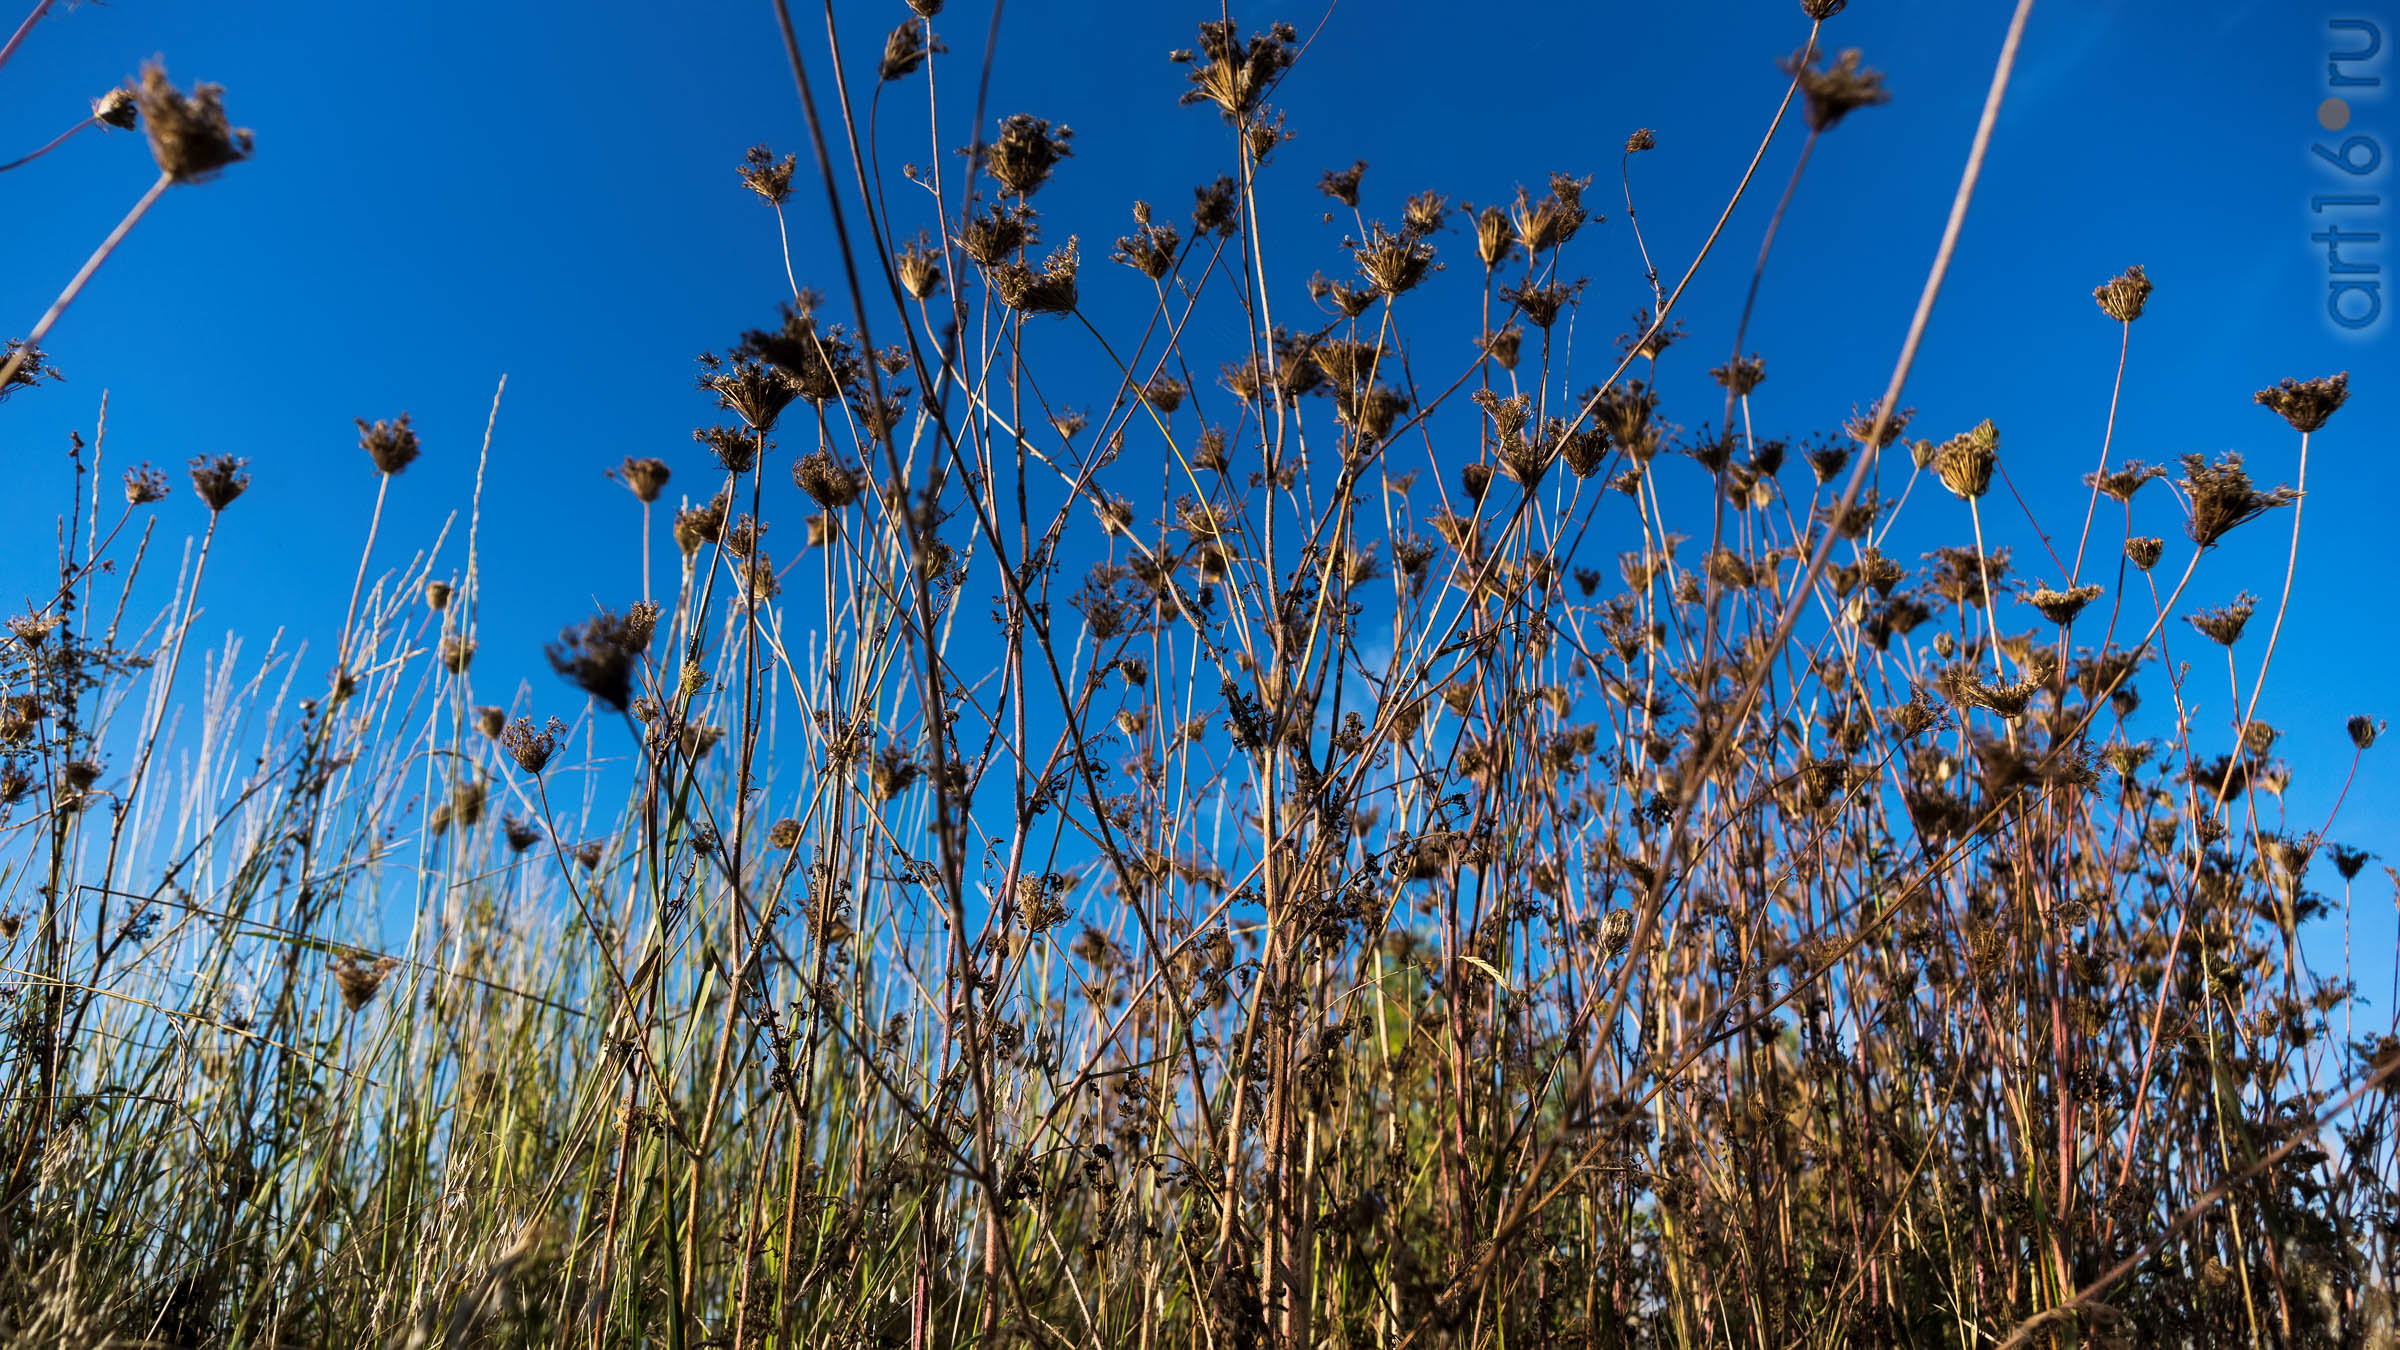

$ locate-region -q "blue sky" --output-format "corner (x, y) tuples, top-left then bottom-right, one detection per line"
(4, 0), (2393, 967)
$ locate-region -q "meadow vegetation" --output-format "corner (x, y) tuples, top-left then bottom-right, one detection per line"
(0, 1), (2392, 1346)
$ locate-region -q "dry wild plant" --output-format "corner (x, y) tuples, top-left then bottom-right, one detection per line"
(0, 4), (2392, 1349)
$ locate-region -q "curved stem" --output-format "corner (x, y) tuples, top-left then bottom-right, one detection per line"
(0, 172), (173, 396)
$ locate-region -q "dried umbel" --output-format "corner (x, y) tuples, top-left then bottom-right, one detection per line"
(501, 716), (567, 775)
(674, 492), (731, 554)
(1932, 420), (1998, 500)
(2187, 592), (2258, 646)
(1174, 20), (1297, 122)
(123, 463), (170, 506)
(1782, 46), (1890, 133)
(793, 450), (864, 508)
(1626, 127), (1657, 153)
(878, 19), (942, 81)
(2254, 371), (2349, 434)
(424, 580), (452, 611)
(698, 354), (799, 434)
(1504, 277), (1580, 329)
(2179, 451), (2297, 547)
(1, 339), (61, 403)
(357, 414), (419, 475)
(988, 238), (1080, 315)
(1711, 355), (1765, 397)
(985, 113), (1073, 198)
(2093, 264), (2153, 322)
(617, 456), (671, 504)
(502, 814), (540, 853)
(2086, 459), (2165, 503)
(2125, 536), (2164, 571)
(2351, 716), (2385, 750)
(1473, 204), (1514, 271)
(547, 604), (657, 712)
(695, 426), (759, 474)
(768, 818), (803, 849)
(475, 705), (507, 739)
(131, 63), (252, 182)
(1113, 204), (1180, 281)
(1510, 173), (1593, 254)
(739, 144), (795, 206)
(330, 954), (402, 1014)
(956, 200), (1036, 266)
(1403, 189), (1449, 234)
(895, 234), (945, 299)
(437, 635), (476, 673)
(188, 454), (249, 512)
(92, 87), (139, 130)
(740, 305), (859, 405)
(2026, 583), (2103, 626)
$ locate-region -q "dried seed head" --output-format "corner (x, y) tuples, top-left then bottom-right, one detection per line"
(1143, 374), (1189, 414)
(2187, 592), (2258, 646)
(906, 0), (942, 13)
(985, 113), (1073, 198)
(988, 237), (1080, 314)
(1318, 159), (1367, 208)
(698, 356), (798, 434)
(793, 450), (864, 508)
(1, 340), (61, 403)
(1782, 46), (1890, 133)
(330, 954), (401, 1013)
(2180, 451), (2298, 548)
(2348, 716), (2383, 750)
(131, 63), (251, 182)
(2086, 459), (2165, 503)
(187, 454), (249, 512)
(357, 413), (419, 475)
(91, 87), (138, 130)
(1801, 0), (1847, 17)
(1403, 190), (1449, 234)
(694, 426), (759, 474)
(501, 716), (567, 775)
(674, 491), (732, 554)
(424, 580), (452, 611)
(1472, 204), (1515, 271)
(122, 463), (169, 506)
(1510, 173), (1594, 254)
(1175, 20), (1298, 122)
(768, 817), (802, 848)
(548, 606), (656, 711)
(617, 456), (671, 504)
(740, 145), (796, 206)
(1932, 420), (1998, 500)
(1352, 222), (1440, 297)
(1625, 128), (1657, 153)
(475, 705), (506, 739)
(2093, 264), (2152, 322)
(1711, 354), (1766, 397)
(2026, 583), (2103, 626)
(1481, 326), (1522, 372)
(1504, 276), (1582, 329)
(502, 814), (540, 853)
(2254, 371), (2349, 434)
(1112, 206), (1181, 281)
(2125, 536), (2164, 570)
(896, 233), (945, 298)
(878, 20), (942, 81)
(955, 200), (1037, 266)
(438, 635), (475, 673)
(1191, 175), (1239, 237)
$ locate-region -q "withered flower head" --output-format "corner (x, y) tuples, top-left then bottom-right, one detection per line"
(2180, 451), (2298, 547)
(698, 356), (798, 434)
(1403, 189), (1450, 234)
(1618, 307), (1683, 361)
(1113, 205), (1181, 281)
(740, 145), (796, 206)
(1626, 128), (1657, 153)
(768, 817), (803, 849)
(475, 705), (506, 739)
(131, 63), (251, 182)
(425, 579), (452, 611)
(1591, 379), (1658, 449)
(1801, 0), (1848, 16)
(502, 814), (540, 853)
(1143, 374), (1189, 414)
(2086, 459), (2164, 503)
(1, 339), (61, 403)
(1932, 419), (1998, 500)
(955, 199), (1038, 266)
(1504, 276), (1582, 329)
(1481, 325), (1523, 372)
(1711, 354), (1766, 397)
(2349, 716), (2383, 750)
(2026, 583), (2103, 626)
(2093, 264), (2152, 322)
(1318, 160), (1367, 208)
(330, 954), (402, 1014)
(1473, 204), (1515, 271)
(92, 87), (139, 130)
(357, 413), (419, 475)
(549, 607), (655, 712)
(1191, 174), (1239, 237)
(2125, 536), (2164, 571)
(122, 463), (170, 506)
(793, 450), (864, 508)
(1805, 442), (1851, 485)
(2187, 592), (2258, 646)
(188, 454), (249, 512)
(1510, 173), (1594, 254)
(2254, 371), (2349, 434)
(617, 456), (671, 504)
(1782, 46), (1890, 133)
(879, 20), (943, 82)
(985, 113), (1073, 198)
(738, 305), (859, 405)
(988, 237), (1080, 314)
(906, 0), (941, 13)
(438, 635), (475, 673)
(1352, 222), (1440, 297)
(1175, 20), (1298, 122)
(674, 490), (732, 554)
(895, 232), (945, 298)
(501, 715), (568, 775)
(694, 425), (759, 474)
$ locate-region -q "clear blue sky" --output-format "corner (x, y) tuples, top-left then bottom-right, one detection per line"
(4, 0), (2392, 962)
